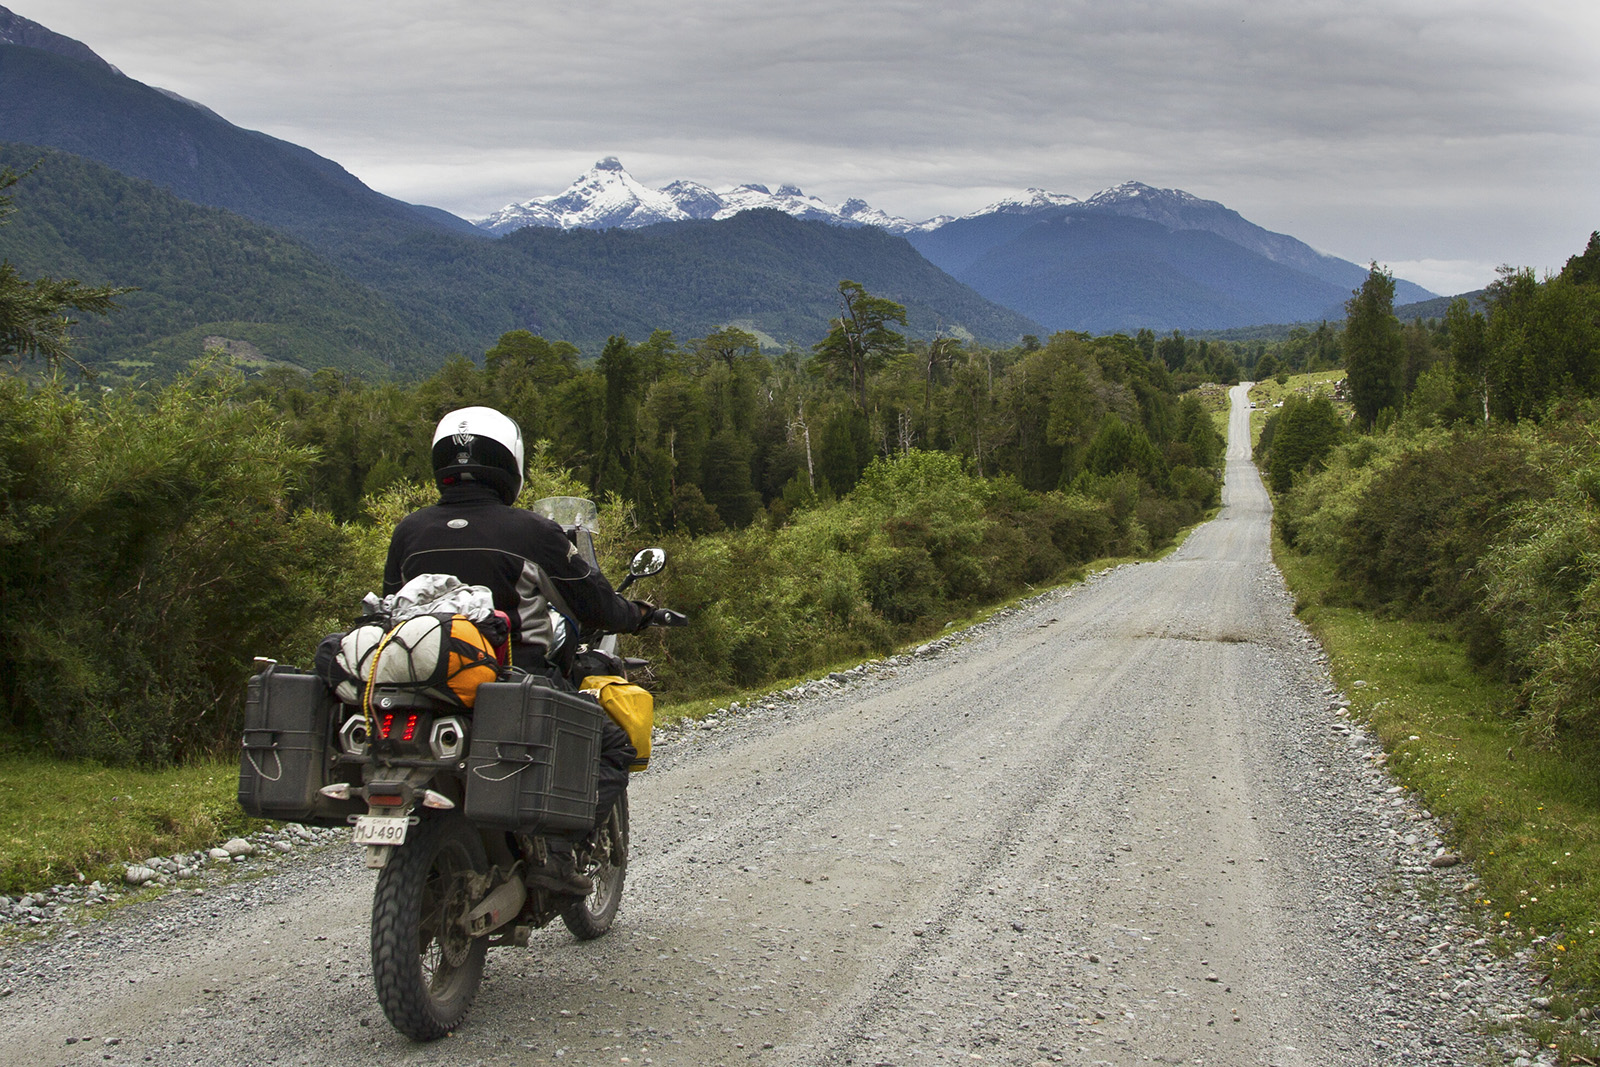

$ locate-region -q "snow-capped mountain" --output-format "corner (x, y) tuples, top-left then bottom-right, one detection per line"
(471, 161), (1182, 241)
(474, 158), (935, 236)
(472, 160), (1440, 324)
(475, 158), (688, 233)
(961, 188), (1082, 218)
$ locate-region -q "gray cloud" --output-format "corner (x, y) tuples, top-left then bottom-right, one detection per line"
(28, 0), (1600, 293)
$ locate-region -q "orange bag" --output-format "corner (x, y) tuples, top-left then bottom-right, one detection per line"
(364, 613), (499, 708)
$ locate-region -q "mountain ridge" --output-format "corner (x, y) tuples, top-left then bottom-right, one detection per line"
(478, 159), (1438, 319)
(0, 26), (481, 248)
(0, 140), (1041, 373)
(949, 213), (1359, 333)
(1, 4), (1443, 354)
(0, 5), (112, 72)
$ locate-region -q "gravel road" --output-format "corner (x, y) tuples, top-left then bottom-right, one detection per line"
(2, 385), (1551, 1067)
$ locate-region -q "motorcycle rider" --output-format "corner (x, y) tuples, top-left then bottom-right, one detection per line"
(383, 406), (647, 896)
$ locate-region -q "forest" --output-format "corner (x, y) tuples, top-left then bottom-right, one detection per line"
(1257, 233), (1600, 744)
(2, 153), (1237, 765)
(0, 319), (1228, 766)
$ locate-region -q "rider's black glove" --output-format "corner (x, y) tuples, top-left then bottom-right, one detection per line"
(630, 600), (655, 632)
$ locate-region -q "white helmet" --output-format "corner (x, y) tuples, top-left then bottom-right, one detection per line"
(431, 407), (525, 504)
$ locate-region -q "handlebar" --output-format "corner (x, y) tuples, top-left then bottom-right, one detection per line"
(648, 608), (689, 628)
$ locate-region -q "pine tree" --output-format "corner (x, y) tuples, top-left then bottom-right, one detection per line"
(1343, 265), (1404, 429)
(0, 166), (133, 373)
(810, 280), (907, 410)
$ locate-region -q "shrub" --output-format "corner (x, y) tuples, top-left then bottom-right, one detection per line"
(1481, 443), (1600, 737)
(631, 450), (1126, 701)
(1279, 433), (1418, 556)
(0, 362), (378, 763)
(1333, 431), (1548, 625)
(1280, 428), (1550, 667)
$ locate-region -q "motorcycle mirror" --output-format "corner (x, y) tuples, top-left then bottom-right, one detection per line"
(628, 547), (667, 578)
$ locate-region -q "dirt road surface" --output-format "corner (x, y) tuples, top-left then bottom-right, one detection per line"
(2, 386), (1535, 1066)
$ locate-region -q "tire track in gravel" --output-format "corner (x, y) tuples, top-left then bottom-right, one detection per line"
(0, 385), (1539, 1067)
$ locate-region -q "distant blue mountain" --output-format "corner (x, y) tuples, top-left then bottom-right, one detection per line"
(908, 182), (1436, 333)
(951, 214), (1352, 332)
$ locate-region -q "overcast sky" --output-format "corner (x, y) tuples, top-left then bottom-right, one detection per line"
(26, 0), (1600, 295)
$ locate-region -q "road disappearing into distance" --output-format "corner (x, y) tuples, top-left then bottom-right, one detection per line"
(3, 385), (1531, 1066)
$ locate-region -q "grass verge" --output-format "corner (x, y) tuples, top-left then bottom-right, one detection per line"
(1277, 541), (1600, 1052)
(0, 758), (256, 895)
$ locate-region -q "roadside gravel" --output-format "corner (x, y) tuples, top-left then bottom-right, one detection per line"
(0, 385), (1559, 1067)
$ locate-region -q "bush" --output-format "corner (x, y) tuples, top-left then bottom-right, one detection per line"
(1481, 444), (1600, 737)
(0, 363), (378, 764)
(1279, 433), (1417, 555)
(979, 480), (1115, 588)
(1333, 432), (1548, 625)
(1280, 428), (1551, 668)
(631, 450), (1126, 701)
(1136, 496), (1191, 546)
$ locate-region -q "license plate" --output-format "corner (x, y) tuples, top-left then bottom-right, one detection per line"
(352, 815), (410, 846)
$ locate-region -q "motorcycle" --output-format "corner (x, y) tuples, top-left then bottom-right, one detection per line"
(237, 496), (685, 1040)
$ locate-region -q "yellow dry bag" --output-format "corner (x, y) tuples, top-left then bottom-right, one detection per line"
(580, 674), (654, 771)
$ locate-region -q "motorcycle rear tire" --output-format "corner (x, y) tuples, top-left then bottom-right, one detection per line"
(371, 813), (489, 1040)
(562, 793), (629, 940)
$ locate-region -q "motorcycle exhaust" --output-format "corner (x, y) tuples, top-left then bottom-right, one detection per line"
(430, 716), (467, 761)
(338, 714), (370, 756)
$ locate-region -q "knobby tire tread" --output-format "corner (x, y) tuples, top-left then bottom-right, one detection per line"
(562, 795), (628, 940)
(370, 814), (488, 1041)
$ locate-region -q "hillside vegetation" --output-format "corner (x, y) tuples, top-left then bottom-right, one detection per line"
(0, 143), (444, 378)
(0, 144), (1039, 374)
(1, 152), (1225, 766)
(332, 208), (1040, 358)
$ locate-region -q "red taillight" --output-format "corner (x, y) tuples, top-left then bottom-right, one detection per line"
(379, 713), (394, 738)
(401, 714), (419, 742)
(369, 794), (404, 807)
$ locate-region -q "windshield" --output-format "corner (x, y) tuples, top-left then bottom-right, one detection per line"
(532, 496), (599, 532)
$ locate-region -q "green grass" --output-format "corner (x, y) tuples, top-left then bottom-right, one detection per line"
(0, 757), (257, 894)
(1248, 371), (1347, 449)
(1278, 542), (1600, 1051)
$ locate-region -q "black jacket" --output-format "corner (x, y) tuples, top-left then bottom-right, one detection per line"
(383, 485), (641, 649)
